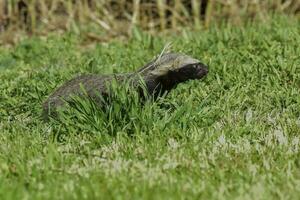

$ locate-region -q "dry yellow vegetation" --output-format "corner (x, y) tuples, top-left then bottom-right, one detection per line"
(0, 0), (299, 44)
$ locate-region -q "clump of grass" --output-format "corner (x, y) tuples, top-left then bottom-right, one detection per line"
(49, 76), (191, 142)
(50, 79), (151, 136)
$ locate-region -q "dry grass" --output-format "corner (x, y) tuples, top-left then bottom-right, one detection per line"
(0, 0), (299, 44)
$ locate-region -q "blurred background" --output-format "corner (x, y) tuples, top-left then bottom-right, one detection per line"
(0, 0), (299, 45)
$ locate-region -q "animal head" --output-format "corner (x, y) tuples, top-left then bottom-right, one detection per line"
(139, 52), (208, 81)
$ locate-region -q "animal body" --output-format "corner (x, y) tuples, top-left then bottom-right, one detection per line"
(42, 52), (208, 120)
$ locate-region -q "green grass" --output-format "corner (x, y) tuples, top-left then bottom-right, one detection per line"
(1, 15), (300, 199)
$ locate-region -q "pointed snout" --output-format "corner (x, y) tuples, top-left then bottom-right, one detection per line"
(201, 63), (209, 74)
(195, 62), (209, 78)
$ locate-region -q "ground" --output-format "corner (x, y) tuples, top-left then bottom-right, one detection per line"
(0, 15), (300, 199)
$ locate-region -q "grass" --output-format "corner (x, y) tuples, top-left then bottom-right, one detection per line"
(0, 15), (300, 199)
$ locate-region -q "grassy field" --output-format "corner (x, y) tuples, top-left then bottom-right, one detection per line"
(1, 15), (300, 199)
